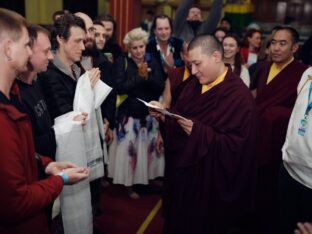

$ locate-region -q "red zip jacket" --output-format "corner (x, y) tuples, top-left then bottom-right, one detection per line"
(0, 82), (63, 234)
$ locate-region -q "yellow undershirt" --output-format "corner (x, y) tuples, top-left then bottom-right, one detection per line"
(266, 57), (294, 84)
(182, 66), (190, 81)
(201, 68), (228, 94)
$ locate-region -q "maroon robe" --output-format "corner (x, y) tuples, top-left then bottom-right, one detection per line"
(161, 69), (258, 234)
(167, 65), (192, 107)
(255, 60), (307, 165)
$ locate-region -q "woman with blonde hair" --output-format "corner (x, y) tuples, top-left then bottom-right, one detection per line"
(108, 28), (165, 198)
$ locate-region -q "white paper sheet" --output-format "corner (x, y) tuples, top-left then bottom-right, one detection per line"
(137, 98), (187, 121)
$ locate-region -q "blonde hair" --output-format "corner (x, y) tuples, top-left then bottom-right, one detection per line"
(123, 27), (148, 46)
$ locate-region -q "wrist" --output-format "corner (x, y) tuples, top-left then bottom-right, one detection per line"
(57, 171), (68, 185)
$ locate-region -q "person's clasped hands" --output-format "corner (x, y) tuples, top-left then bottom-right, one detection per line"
(138, 62), (148, 80)
(45, 161), (89, 185)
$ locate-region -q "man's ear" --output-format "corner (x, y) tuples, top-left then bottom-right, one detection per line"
(292, 42), (299, 54)
(212, 51), (222, 63)
(56, 35), (64, 46)
(3, 39), (13, 62)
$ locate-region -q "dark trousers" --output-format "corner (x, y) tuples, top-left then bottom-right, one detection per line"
(255, 162), (281, 234)
(90, 178), (102, 217)
(279, 163), (312, 234)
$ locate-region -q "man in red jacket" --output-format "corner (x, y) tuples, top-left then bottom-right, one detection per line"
(0, 8), (89, 234)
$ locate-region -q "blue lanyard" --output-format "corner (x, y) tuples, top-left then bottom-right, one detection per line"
(304, 82), (312, 117)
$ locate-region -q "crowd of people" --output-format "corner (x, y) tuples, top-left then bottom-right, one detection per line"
(0, 0), (312, 233)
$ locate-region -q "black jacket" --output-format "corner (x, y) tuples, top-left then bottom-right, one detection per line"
(17, 80), (56, 159)
(38, 59), (82, 121)
(93, 52), (116, 129)
(113, 55), (165, 119)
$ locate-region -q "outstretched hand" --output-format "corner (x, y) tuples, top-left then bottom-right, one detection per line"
(45, 161), (77, 175)
(62, 167), (89, 185)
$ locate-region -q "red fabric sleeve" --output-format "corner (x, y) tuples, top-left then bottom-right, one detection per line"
(0, 116), (63, 225)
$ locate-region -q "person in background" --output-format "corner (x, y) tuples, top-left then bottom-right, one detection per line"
(220, 17), (231, 32)
(213, 27), (227, 42)
(95, 14), (122, 62)
(220, 16), (242, 38)
(146, 14), (184, 108)
(147, 14), (184, 74)
(0, 8), (88, 234)
(222, 33), (250, 87)
(140, 10), (154, 36)
(76, 12), (115, 146)
(249, 36), (272, 91)
(93, 20), (106, 51)
(108, 28), (165, 199)
(252, 26), (307, 234)
(240, 28), (262, 67)
(173, 0), (223, 41)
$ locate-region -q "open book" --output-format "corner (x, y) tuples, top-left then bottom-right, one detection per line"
(137, 98), (187, 121)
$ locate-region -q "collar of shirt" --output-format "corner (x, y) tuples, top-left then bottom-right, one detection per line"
(202, 68), (228, 94)
(183, 66), (190, 81)
(266, 57), (294, 84)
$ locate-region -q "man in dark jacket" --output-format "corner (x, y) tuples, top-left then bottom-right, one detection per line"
(18, 24), (56, 160)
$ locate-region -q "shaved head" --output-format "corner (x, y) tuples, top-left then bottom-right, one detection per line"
(75, 12), (93, 31)
(188, 34), (224, 58)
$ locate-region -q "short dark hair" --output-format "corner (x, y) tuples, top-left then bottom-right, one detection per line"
(188, 34), (224, 58)
(213, 27), (227, 36)
(51, 13), (86, 49)
(93, 20), (104, 28)
(221, 17), (231, 25)
(27, 24), (50, 48)
(52, 10), (70, 22)
(151, 14), (173, 35)
(0, 8), (28, 42)
(273, 26), (299, 43)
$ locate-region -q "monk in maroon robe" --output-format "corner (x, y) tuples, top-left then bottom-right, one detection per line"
(151, 35), (258, 234)
(252, 26), (307, 233)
